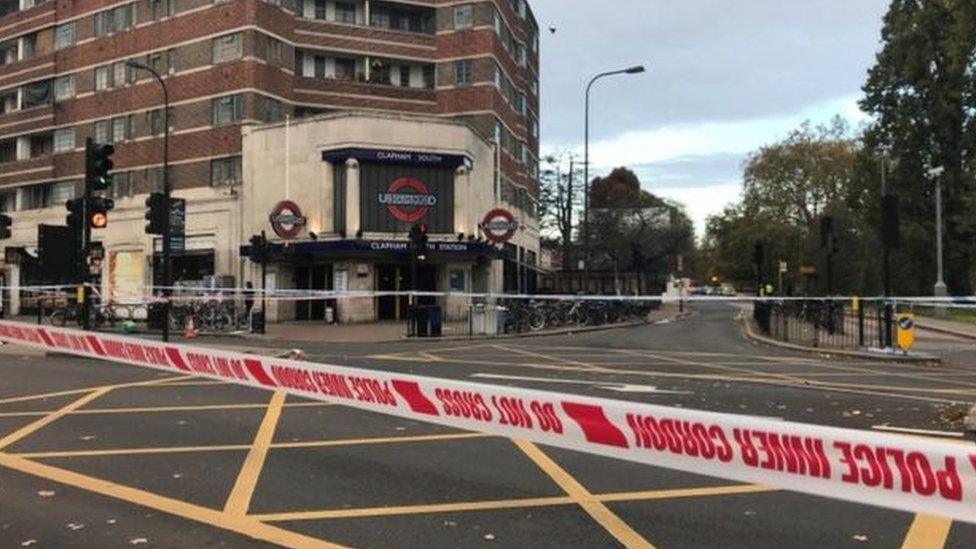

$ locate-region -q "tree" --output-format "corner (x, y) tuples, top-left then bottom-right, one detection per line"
(538, 152), (583, 268)
(587, 167), (696, 292)
(860, 0), (976, 293)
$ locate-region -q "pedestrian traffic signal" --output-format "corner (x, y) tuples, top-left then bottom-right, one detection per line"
(66, 198), (85, 231)
(145, 192), (167, 235)
(0, 213), (10, 240)
(85, 138), (115, 191)
(88, 197), (114, 229)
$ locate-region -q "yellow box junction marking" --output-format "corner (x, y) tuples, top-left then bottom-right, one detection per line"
(224, 390), (287, 515)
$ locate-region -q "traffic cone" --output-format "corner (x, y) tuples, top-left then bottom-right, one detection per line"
(185, 316), (198, 339)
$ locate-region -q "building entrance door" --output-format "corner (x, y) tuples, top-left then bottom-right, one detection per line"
(376, 263), (438, 320)
(295, 264), (333, 321)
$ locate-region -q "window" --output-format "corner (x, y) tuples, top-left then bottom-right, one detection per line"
(112, 172), (134, 198)
(150, 0), (175, 20)
(453, 5), (473, 29)
(53, 75), (75, 101)
(210, 156), (242, 186)
(94, 66), (111, 91)
(144, 167), (162, 192)
(54, 23), (75, 50)
(334, 1), (356, 23)
(165, 49), (177, 74)
(25, 181), (74, 210)
(212, 33), (242, 64)
(262, 97), (283, 122)
(314, 0), (326, 19)
(147, 53), (163, 75)
(211, 94), (242, 125)
(266, 37), (282, 65)
(369, 9), (390, 28)
(335, 57), (355, 80)
(53, 128), (75, 153)
(399, 66), (410, 87)
(454, 59), (471, 86)
(0, 190), (15, 212)
(422, 65), (435, 88)
(492, 62), (502, 87)
(93, 120), (111, 144)
(94, 4), (136, 37)
(313, 55), (326, 79)
(147, 108), (172, 136)
(112, 116), (133, 143)
(113, 61), (134, 87)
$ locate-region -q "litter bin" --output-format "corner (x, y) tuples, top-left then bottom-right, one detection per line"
(428, 306), (442, 337)
(250, 309), (265, 334)
(410, 306), (430, 337)
(148, 303), (165, 330)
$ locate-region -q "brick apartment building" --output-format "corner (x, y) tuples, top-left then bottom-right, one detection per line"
(0, 0), (540, 316)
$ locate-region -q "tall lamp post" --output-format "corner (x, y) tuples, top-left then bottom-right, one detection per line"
(927, 166), (947, 314)
(126, 61), (172, 341)
(582, 65), (645, 269)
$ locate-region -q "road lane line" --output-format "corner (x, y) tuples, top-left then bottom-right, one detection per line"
(492, 344), (603, 371)
(901, 514), (952, 549)
(253, 484), (772, 522)
(0, 452), (344, 548)
(224, 390), (286, 515)
(13, 433), (490, 459)
(0, 401), (334, 418)
(0, 388), (112, 451)
(0, 375), (190, 405)
(514, 439), (655, 549)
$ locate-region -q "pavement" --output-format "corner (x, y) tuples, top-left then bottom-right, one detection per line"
(0, 302), (974, 547)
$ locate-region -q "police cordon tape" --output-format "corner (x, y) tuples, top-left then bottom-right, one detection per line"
(0, 319), (972, 522)
(8, 284), (976, 306)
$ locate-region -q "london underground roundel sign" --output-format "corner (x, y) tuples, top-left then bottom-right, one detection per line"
(269, 200), (307, 240)
(480, 208), (520, 243)
(378, 178), (437, 223)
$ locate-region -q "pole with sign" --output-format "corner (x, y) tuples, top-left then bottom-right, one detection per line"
(896, 313), (915, 352)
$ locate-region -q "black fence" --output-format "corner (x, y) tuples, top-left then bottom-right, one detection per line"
(754, 299), (894, 350)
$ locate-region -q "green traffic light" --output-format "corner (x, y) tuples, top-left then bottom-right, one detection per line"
(93, 174), (114, 191)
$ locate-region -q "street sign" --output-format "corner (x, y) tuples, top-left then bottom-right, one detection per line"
(170, 198), (186, 253)
(779, 261), (788, 274)
(799, 265), (816, 276)
(896, 313), (916, 351)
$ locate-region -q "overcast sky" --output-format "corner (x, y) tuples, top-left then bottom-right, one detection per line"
(530, 0), (889, 234)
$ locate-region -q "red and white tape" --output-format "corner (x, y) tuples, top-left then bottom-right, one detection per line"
(0, 319), (972, 523)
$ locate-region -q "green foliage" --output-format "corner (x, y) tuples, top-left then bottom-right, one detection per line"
(587, 167), (696, 289)
(860, 0), (976, 293)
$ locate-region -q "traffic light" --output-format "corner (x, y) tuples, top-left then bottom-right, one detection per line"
(88, 197), (114, 229)
(409, 222), (429, 260)
(85, 139), (115, 191)
(0, 213), (10, 240)
(249, 232), (270, 264)
(145, 192), (167, 235)
(66, 198), (85, 231)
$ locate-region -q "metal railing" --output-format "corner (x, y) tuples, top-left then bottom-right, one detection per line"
(754, 299), (894, 351)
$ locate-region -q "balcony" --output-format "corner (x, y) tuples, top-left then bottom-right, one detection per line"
(296, 0), (434, 35)
(295, 50), (436, 99)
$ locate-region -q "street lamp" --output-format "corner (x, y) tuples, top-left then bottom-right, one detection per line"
(582, 65), (645, 269)
(126, 60), (173, 341)
(927, 166), (947, 307)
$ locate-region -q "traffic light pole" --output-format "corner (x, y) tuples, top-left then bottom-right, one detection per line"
(127, 61), (172, 341)
(81, 141), (93, 331)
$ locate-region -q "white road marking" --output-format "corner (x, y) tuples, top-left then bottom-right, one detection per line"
(470, 373), (693, 395)
(871, 425), (964, 438)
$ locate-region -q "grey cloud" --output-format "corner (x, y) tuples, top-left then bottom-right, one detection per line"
(533, 0), (888, 147)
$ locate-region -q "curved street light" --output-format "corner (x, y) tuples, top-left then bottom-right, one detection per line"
(582, 65), (646, 268)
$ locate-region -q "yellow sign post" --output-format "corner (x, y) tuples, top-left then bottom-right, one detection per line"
(896, 313), (916, 351)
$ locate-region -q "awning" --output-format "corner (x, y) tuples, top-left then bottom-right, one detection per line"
(240, 239), (502, 263)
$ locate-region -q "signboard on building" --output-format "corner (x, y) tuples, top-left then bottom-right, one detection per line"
(109, 250), (144, 304)
(170, 198), (186, 253)
(479, 208), (520, 243)
(269, 200), (307, 240)
(360, 165), (454, 233)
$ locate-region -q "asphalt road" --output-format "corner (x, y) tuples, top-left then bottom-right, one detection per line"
(0, 302), (974, 548)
